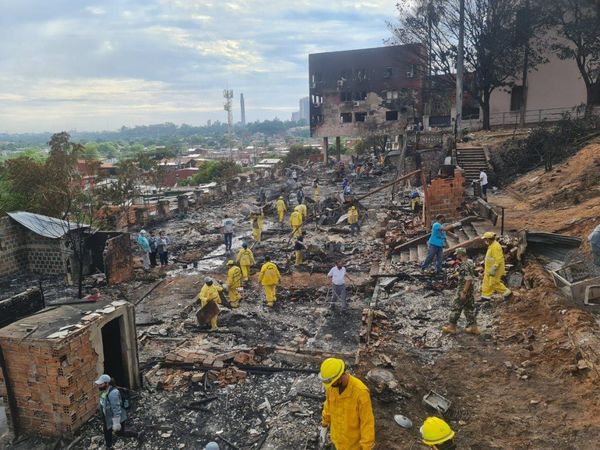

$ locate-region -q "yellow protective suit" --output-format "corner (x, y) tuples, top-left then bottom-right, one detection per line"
(259, 261), (281, 306)
(314, 185), (321, 203)
(410, 196), (422, 211)
(226, 265), (242, 308)
(252, 214), (264, 242)
(236, 248), (255, 281)
(276, 198), (287, 223)
(198, 283), (223, 329)
(296, 204), (307, 219)
(347, 207), (359, 225)
(290, 211), (303, 238)
(482, 240), (511, 299)
(322, 375), (375, 450)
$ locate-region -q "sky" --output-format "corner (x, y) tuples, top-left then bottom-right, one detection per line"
(0, 0), (399, 133)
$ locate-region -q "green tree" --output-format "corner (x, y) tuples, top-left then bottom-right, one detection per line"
(283, 145), (321, 166)
(188, 160), (240, 185)
(82, 143), (101, 160)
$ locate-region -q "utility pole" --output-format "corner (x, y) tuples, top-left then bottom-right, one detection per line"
(519, 0), (531, 127)
(455, 0), (465, 142)
(223, 89), (234, 158)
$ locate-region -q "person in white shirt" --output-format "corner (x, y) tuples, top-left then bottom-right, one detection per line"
(328, 261), (349, 310)
(479, 170), (488, 198)
(222, 217), (235, 252)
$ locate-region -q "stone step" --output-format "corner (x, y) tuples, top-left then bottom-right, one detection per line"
(463, 224), (478, 240)
(446, 233), (460, 247)
(456, 228), (470, 242)
(417, 244), (428, 262)
(400, 251), (410, 263)
(409, 246), (418, 262)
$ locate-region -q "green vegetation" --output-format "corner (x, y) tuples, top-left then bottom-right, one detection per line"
(282, 144), (321, 166)
(181, 160), (241, 185)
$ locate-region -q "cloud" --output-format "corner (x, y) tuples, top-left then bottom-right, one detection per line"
(0, 0), (398, 132)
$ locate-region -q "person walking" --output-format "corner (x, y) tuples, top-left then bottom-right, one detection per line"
(222, 217), (235, 252)
(236, 243), (255, 282)
(481, 232), (512, 301)
(259, 255), (281, 307)
(157, 231), (170, 267)
(318, 358), (375, 450)
(348, 205), (360, 235)
(479, 169), (489, 199)
(276, 196), (287, 225)
(328, 261), (351, 310)
(226, 260), (242, 309)
(294, 235), (306, 266)
(295, 203), (307, 220)
(290, 208), (303, 238)
(251, 212), (264, 243)
(313, 179), (321, 205)
(588, 223), (600, 266)
(442, 248), (479, 335)
(136, 230), (151, 271)
(148, 231), (158, 267)
(198, 277), (223, 331)
(296, 186), (305, 205)
(420, 417), (456, 449)
(96, 374), (141, 449)
(420, 215), (460, 275)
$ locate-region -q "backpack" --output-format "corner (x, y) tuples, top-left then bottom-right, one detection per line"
(110, 386), (131, 410)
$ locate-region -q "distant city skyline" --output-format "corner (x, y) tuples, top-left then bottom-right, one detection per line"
(0, 1), (397, 133)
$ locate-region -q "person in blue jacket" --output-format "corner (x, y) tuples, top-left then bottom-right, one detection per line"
(421, 214), (461, 275)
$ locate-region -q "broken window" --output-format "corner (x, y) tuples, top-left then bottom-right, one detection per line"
(406, 64), (416, 78)
(340, 113), (353, 123)
(311, 73), (322, 87)
(386, 110), (399, 121)
(340, 92), (353, 102)
(354, 112), (367, 122)
(354, 92), (367, 101)
(383, 67), (393, 79)
(312, 114), (323, 124)
(356, 68), (367, 81)
(510, 86), (524, 111)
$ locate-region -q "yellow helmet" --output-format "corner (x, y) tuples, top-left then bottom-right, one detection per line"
(420, 417), (455, 446)
(482, 231), (496, 240)
(227, 260), (235, 266)
(318, 358), (345, 388)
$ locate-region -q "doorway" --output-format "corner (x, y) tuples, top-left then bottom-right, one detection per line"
(101, 317), (128, 388)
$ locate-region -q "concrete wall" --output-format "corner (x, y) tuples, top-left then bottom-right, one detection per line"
(0, 288), (44, 329)
(0, 217), (27, 278)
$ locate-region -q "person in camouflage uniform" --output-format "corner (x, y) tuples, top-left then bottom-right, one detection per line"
(442, 247), (479, 335)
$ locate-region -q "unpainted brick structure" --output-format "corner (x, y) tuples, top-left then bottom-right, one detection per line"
(0, 301), (139, 438)
(423, 168), (466, 226)
(103, 234), (134, 286)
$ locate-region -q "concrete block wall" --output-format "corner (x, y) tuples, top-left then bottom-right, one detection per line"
(424, 168), (465, 226)
(0, 329), (99, 436)
(0, 217), (27, 278)
(25, 232), (66, 275)
(0, 288), (44, 328)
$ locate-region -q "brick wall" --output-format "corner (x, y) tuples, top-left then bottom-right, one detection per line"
(424, 168), (465, 226)
(0, 217), (27, 278)
(0, 329), (99, 436)
(103, 234), (134, 285)
(25, 232), (66, 275)
(0, 288), (44, 328)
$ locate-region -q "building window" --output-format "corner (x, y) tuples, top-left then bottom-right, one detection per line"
(510, 86), (524, 111)
(386, 91), (399, 101)
(386, 111), (399, 121)
(311, 73), (322, 87)
(383, 67), (393, 79)
(406, 64), (416, 78)
(356, 69), (367, 81)
(340, 92), (353, 102)
(312, 114), (323, 124)
(340, 113), (353, 123)
(400, 107), (408, 114)
(355, 112), (367, 122)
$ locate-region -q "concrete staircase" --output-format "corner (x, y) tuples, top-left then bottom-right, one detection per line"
(393, 221), (498, 264)
(456, 145), (488, 183)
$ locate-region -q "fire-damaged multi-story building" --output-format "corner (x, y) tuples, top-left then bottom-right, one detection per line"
(309, 44), (425, 158)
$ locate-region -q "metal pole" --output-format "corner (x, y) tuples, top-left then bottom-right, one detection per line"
(501, 207), (505, 236)
(455, 0), (465, 140)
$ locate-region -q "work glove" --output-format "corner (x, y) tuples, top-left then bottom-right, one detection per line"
(112, 418), (122, 432)
(489, 266), (498, 276)
(319, 426), (329, 445)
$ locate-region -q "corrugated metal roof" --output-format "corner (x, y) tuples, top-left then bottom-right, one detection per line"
(7, 211), (89, 239)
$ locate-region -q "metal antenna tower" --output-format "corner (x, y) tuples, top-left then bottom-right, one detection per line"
(223, 89), (234, 157)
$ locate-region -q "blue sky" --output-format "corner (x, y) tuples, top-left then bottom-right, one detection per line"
(0, 0), (398, 133)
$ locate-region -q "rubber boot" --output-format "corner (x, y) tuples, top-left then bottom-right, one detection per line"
(442, 324), (457, 334)
(464, 325), (480, 335)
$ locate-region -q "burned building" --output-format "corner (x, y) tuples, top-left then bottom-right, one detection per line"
(309, 44), (425, 158)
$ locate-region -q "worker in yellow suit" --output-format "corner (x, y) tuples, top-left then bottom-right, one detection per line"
(290, 208), (303, 238)
(294, 235), (306, 265)
(348, 205), (360, 235)
(236, 242), (255, 282)
(313, 179), (321, 204)
(319, 358), (375, 450)
(258, 255), (281, 307)
(481, 232), (512, 301)
(420, 417), (456, 449)
(295, 203), (307, 220)
(198, 277), (223, 330)
(226, 260), (242, 308)
(276, 196), (287, 225)
(251, 212), (264, 243)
